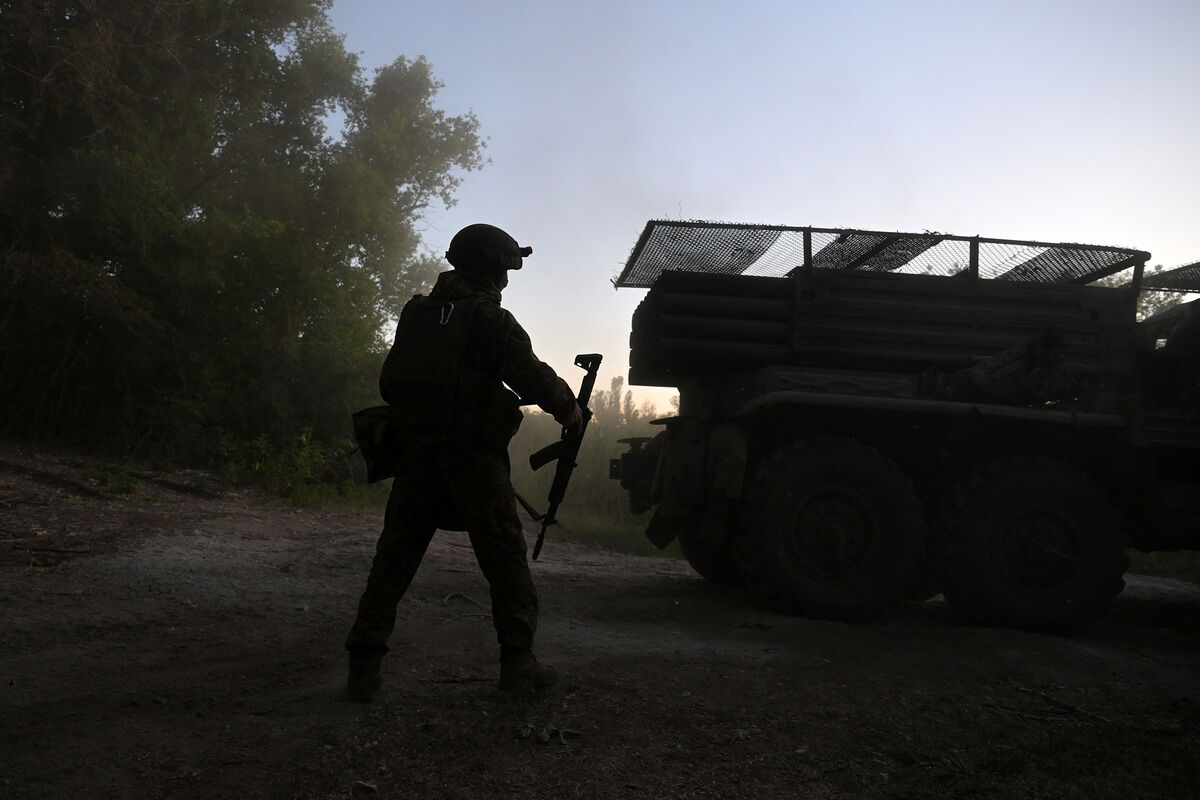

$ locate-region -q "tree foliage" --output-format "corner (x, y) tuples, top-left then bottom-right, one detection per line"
(0, 0), (484, 458)
(590, 375), (662, 430)
(1132, 274), (1185, 321)
(1094, 265), (1185, 321)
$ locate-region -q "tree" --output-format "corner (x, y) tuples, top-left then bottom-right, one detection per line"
(591, 375), (661, 428)
(0, 0), (484, 457)
(1135, 280), (1185, 321)
(1094, 265), (1185, 321)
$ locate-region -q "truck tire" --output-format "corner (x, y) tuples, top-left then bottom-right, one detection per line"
(935, 456), (1127, 631)
(735, 438), (926, 620)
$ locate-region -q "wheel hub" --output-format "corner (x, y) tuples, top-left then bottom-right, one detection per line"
(786, 486), (877, 576)
(998, 508), (1081, 594)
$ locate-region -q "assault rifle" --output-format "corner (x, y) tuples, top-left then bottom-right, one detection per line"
(524, 353), (603, 560)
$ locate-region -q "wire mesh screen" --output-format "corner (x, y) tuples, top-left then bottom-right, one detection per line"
(1142, 261), (1200, 293)
(896, 238), (971, 276)
(614, 220), (1149, 288)
(741, 230), (809, 276)
(615, 223), (783, 285)
(992, 245), (1140, 283)
(977, 240), (1047, 280)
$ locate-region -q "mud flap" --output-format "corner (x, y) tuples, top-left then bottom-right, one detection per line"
(644, 506), (681, 549)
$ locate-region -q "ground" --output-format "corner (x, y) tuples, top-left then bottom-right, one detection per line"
(1, 444), (1198, 800)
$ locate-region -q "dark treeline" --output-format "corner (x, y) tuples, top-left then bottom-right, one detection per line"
(0, 1), (484, 465)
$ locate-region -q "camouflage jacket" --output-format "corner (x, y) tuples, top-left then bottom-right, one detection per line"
(379, 270), (577, 446)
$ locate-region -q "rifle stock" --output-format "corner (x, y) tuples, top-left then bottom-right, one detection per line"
(528, 353), (602, 560)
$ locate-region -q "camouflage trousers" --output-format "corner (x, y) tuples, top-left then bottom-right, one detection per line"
(345, 441), (538, 653)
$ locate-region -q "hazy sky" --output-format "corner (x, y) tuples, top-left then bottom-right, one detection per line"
(328, 0), (1200, 410)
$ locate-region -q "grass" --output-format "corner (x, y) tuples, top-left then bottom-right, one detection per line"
(1128, 550), (1200, 586)
(551, 511), (683, 559)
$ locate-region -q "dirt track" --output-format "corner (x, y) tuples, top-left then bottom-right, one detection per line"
(2, 445), (1199, 799)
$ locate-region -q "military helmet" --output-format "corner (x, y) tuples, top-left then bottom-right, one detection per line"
(445, 224), (532, 274)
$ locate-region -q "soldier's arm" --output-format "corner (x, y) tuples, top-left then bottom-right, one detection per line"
(497, 312), (578, 423)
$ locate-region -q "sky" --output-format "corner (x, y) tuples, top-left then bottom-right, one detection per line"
(327, 0), (1200, 411)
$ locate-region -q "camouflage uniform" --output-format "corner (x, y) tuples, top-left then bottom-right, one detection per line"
(345, 269), (577, 656)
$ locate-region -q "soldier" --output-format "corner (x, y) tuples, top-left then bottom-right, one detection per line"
(344, 223), (582, 702)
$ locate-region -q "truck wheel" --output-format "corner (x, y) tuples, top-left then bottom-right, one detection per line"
(936, 457), (1127, 631)
(736, 438), (925, 620)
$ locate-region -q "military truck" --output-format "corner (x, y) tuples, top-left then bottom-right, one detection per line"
(609, 220), (1200, 630)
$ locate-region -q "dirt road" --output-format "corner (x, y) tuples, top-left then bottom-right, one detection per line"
(2, 445), (1198, 799)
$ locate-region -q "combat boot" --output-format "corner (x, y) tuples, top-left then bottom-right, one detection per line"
(346, 646), (384, 703)
(498, 646), (558, 692)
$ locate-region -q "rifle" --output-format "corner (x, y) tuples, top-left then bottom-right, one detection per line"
(526, 353), (603, 560)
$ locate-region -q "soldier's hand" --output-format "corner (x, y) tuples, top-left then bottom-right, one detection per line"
(557, 402), (584, 436)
